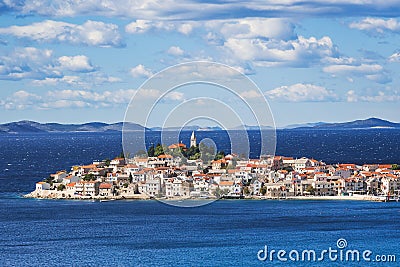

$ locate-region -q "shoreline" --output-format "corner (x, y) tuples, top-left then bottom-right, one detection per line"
(23, 192), (399, 203)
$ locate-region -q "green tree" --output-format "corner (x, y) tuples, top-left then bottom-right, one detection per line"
(283, 166), (294, 172)
(230, 158), (237, 168)
(117, 151), (125, 159)
(44, 176), (54, 186)
(154, 143), (164, 156)
(306, 185), (315, 195)
(104, 158), (111, 166)
(214, 151), (225, 160)
(134, 185), (140, 194)
(392, 164), (400, 170)
(243, 186), (250, 195)
(147, 144), (155, 157)
(83, 174), (95, 181)
(135, 150), (147, 157)
(260, 187), (267, 195)
(129, 173), (133, 183)
(57, 184), (66, 191)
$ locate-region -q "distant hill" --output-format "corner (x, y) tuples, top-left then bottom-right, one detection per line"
(230, 125), (274, 130)
(290, 118), (400, 130)
(284, 122), (326, 129)
(1, 118), (399, 134)
(0, 121), (146, 134)
(150, 125), (223, 131)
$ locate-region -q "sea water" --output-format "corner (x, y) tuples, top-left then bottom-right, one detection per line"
(0, 130), (399, 266)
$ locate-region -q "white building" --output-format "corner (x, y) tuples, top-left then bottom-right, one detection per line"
(190, 131), (197, 147)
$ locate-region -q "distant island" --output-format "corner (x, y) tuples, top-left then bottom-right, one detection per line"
(25, 131), (400, 202)
(1, 118), (400, 134)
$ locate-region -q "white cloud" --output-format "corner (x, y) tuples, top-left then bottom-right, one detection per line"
(345, 89), (400, 102)
(125, 20), (198, 35)
(365, 73), (392, 84)
(265, 83), (337, 102)
(0, 47), (106, 82)
(32, 76), (82, 87)
(388, 52), (400, 62)
(41, 100), (90, 109)
(349, 17), (400, 35)
(0, 47), (59, 80)
(346, 90), (358, 102)
(130, 64), (153, 78)
(3, 90), (42, 110)
(240, 90), (262, 99)
(1, 88), (140, 110)
(58, 55), (94, 72)
(0, 20), (124, 47)
(167, 46), (185, 56)
(124, 18), (343, 69)
(323, 63), (383, 75)
(323, 57), (391, 84)
(125, 20), (152, 33)
(165, 91), (184, 101)
(206, 18), (295, 40)
(125, 17), (295, 41)
(32, 73), (121, 88)
(223, 35), (336, 67)
(178, 23), (194, 35)
(134, 89), (162, 99)
(0, 87), (189, 110)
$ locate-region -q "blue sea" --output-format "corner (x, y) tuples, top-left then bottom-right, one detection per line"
(0, 130), (399, 266)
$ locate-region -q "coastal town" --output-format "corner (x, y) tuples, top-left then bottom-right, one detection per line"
(26, 132), (400, 202)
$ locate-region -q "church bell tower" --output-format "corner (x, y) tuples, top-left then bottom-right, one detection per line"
(190, 131), (197, 147)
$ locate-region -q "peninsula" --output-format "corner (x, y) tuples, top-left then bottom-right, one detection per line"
(25, 132), (400, 202)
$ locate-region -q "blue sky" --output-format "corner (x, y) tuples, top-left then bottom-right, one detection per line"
(0, 1), (399, 127)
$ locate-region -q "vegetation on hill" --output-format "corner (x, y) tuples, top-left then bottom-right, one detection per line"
(146, 142), (225, 162)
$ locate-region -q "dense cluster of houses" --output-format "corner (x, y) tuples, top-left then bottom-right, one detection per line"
(30, 148), (400, 200)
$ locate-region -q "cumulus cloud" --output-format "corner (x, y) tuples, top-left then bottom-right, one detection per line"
(265, 83), (337, 102)
(224, 35), (337, 67)
(130, 64), (153, 78)
(125, 17), (344, 69)
(167, 46), (185, 56)
(0, 20), (124, 47)
(349, 17), (400, 35)
(0, 47), (111, 84)
(58, 55), (95, 72)
(0, 47), (59, 80)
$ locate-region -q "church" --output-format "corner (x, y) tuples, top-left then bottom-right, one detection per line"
(190, 131), (197, 147)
